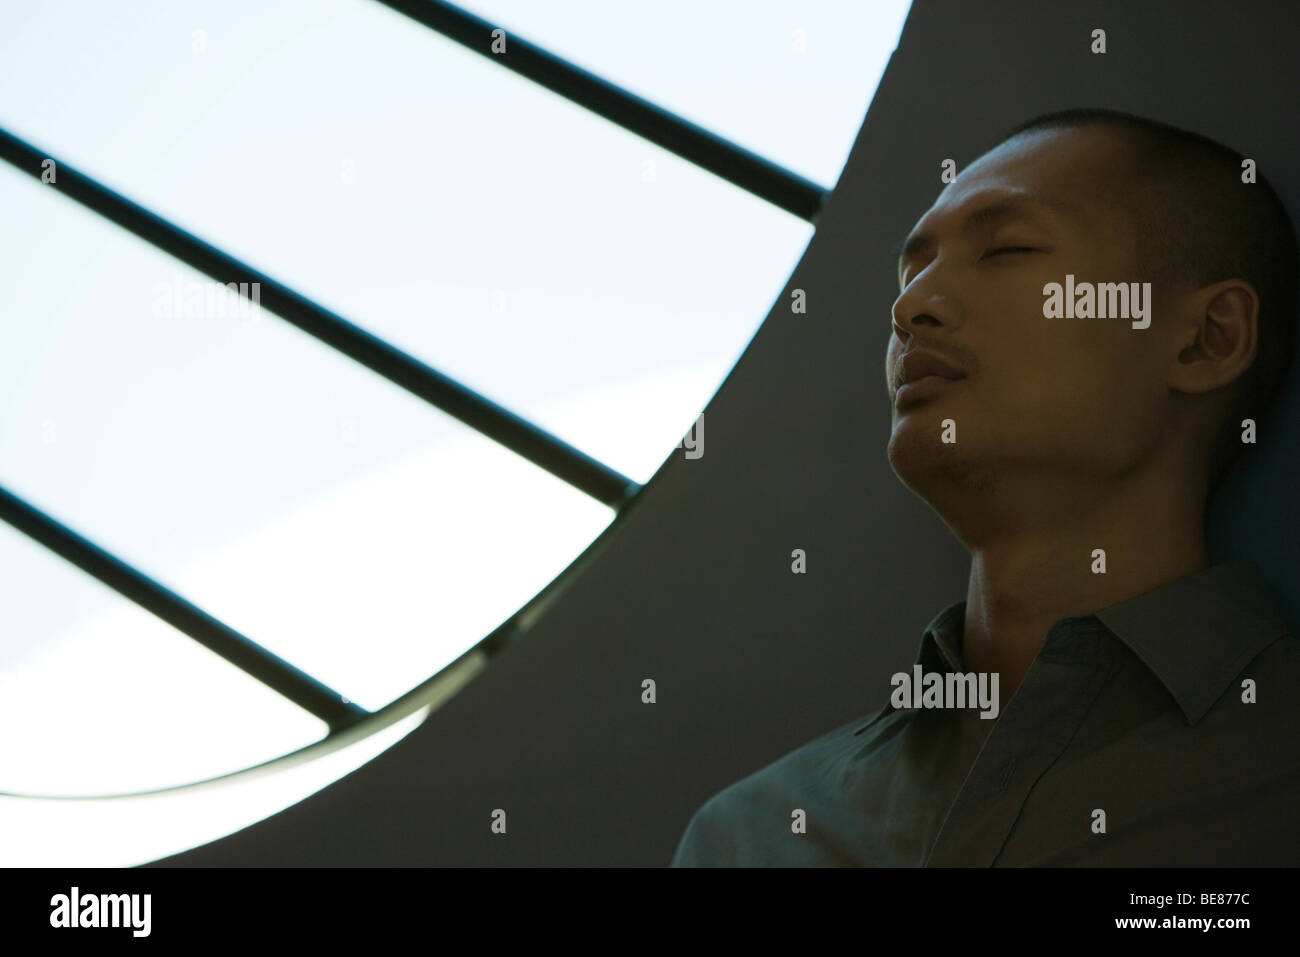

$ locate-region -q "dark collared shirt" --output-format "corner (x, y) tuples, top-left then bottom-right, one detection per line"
(671, 562), (1299, 865)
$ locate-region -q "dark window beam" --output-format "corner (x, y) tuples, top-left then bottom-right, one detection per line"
(374, 0), (829, 222)
(0, 128), (641, 509)
(0, 485), (368, 732)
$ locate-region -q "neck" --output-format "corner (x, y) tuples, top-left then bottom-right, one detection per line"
(953, 461), (1209, 703)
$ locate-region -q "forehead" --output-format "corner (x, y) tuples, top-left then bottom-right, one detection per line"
(913, 126), (1134, 239)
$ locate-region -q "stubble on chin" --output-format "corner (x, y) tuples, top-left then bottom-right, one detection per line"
(887, 424), (999, 496)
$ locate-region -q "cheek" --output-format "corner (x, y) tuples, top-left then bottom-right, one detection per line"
(1014, 347), (1154, 460)
(984, 329), (1110, 416)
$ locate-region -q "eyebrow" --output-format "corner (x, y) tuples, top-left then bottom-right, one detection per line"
(893, 192), (1072, 272)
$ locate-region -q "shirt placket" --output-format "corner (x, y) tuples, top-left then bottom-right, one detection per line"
(922, 619), (1111, 866)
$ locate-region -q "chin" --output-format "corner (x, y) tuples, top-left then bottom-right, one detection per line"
(886, 420), (935, 478)
(886, 425), (996, 496)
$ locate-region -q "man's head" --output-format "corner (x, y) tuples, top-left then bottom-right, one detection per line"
(885, 108), (1296, 528)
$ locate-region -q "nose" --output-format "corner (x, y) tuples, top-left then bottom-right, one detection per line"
(888, 279), (961, 391)
(890, 309), (945, 357)
(891, 269), (956, 344)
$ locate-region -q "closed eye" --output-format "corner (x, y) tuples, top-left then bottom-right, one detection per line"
(901, 246), (1043, 286)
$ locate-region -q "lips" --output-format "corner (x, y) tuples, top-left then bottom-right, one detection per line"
(896, 350), (967, 390)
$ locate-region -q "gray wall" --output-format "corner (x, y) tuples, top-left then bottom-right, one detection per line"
(153, 0), (1300, 866)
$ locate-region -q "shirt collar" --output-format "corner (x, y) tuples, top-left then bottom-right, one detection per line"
(916, 601), (968, 673)
(1093, 562), (1287, 725)
(914, 562), (1288, 726)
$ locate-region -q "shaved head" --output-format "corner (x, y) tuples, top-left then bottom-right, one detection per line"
(990, 110), (1297, 497)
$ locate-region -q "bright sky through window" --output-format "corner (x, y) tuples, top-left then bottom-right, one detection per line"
(0, 0), (912, 866)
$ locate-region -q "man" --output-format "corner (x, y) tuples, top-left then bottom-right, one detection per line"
(671, 108), (1299, 866)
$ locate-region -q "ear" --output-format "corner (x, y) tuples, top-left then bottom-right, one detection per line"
(1170, 279), (1259, 396)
